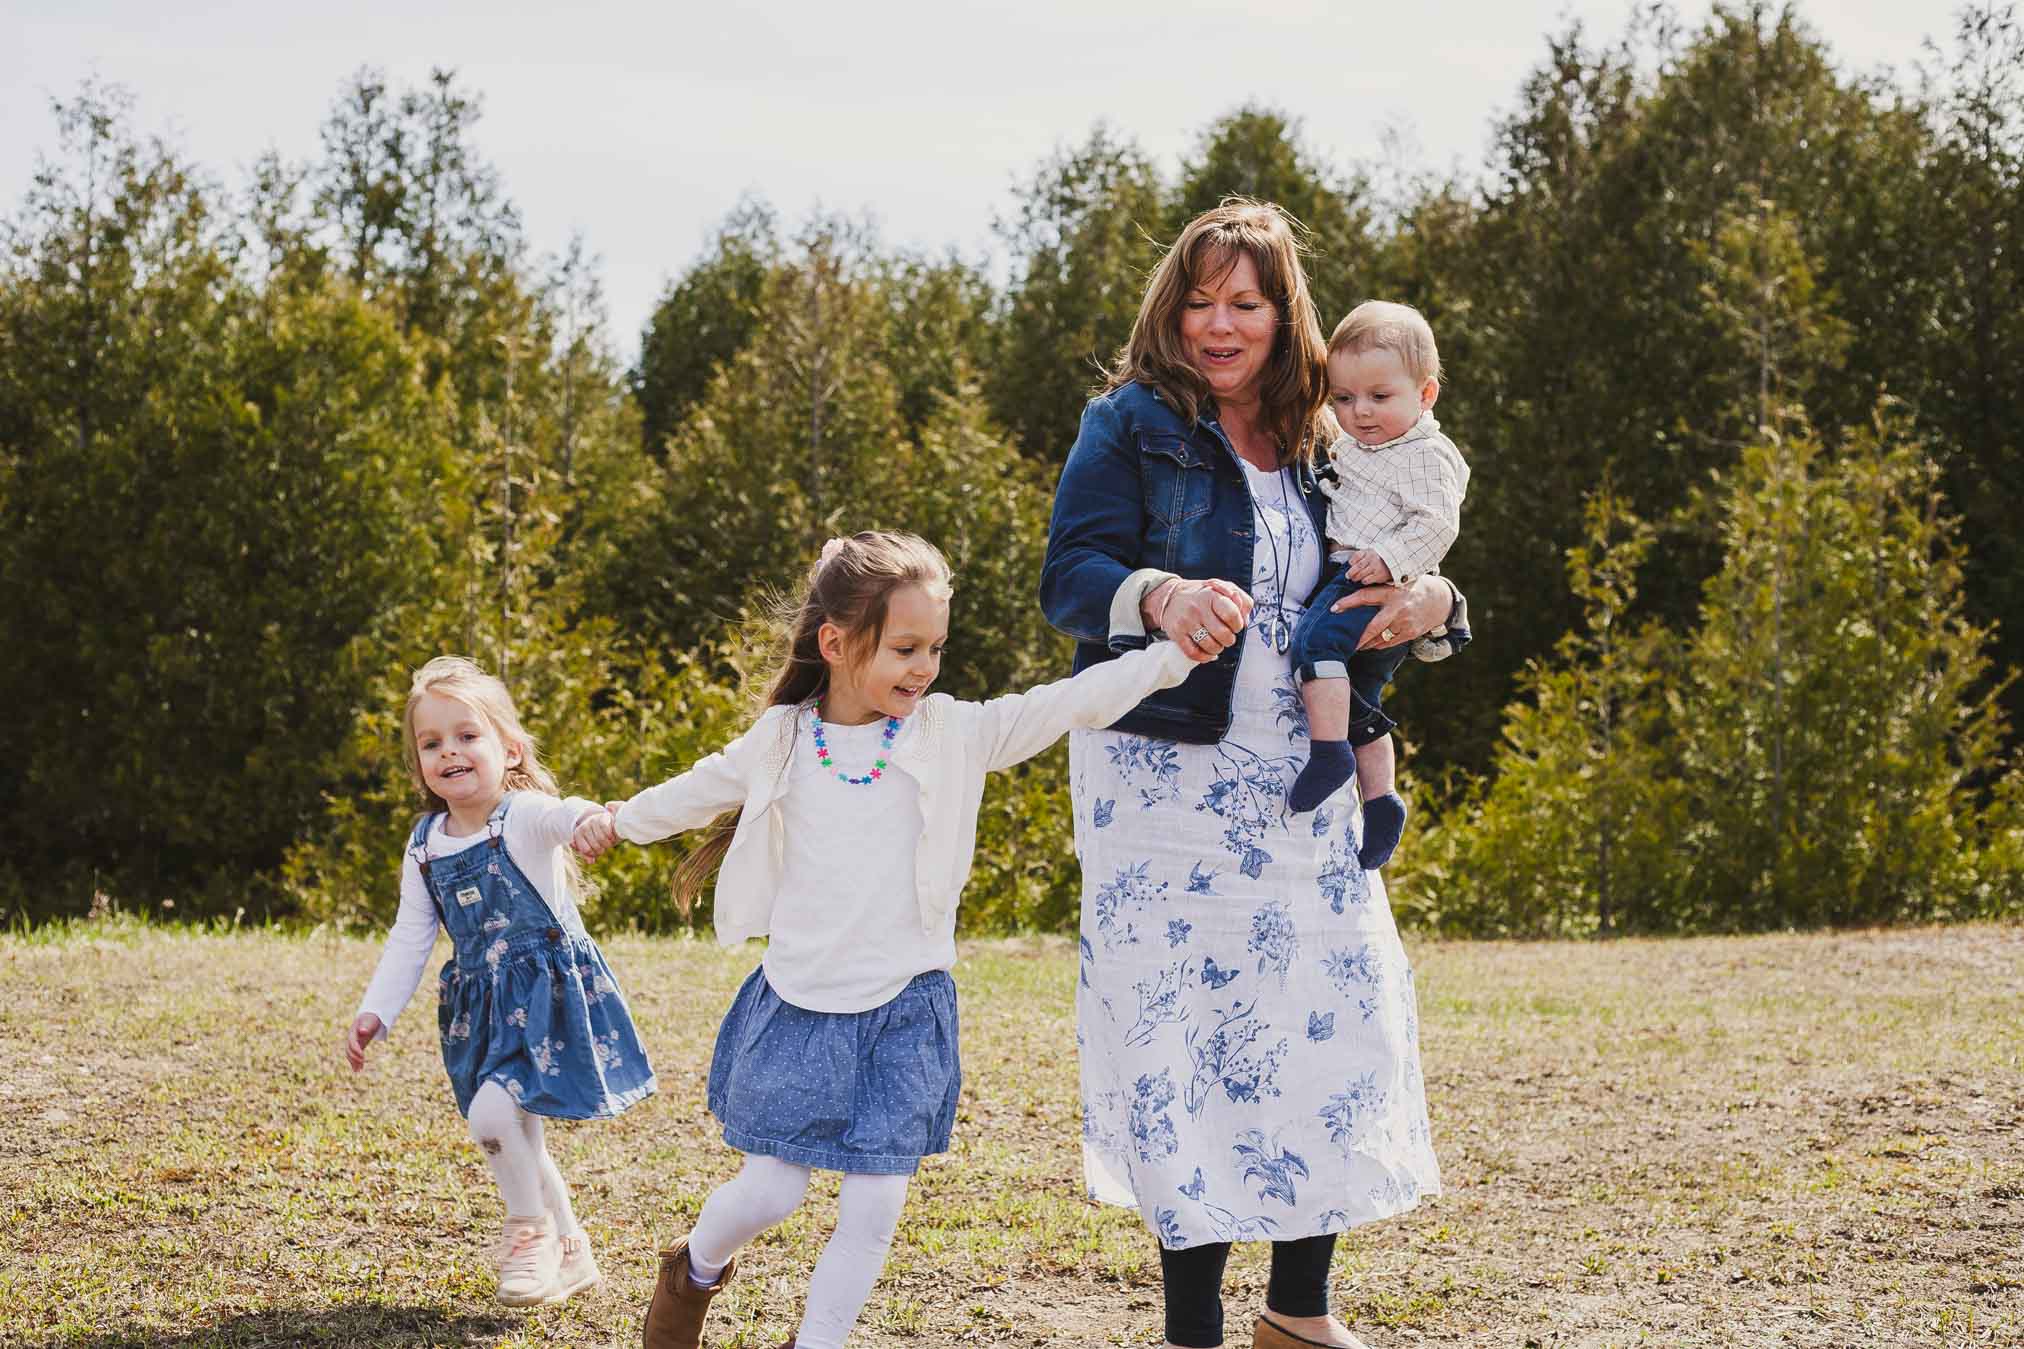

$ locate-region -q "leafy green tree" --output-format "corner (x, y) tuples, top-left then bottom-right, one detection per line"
(1676, 408), (2006, 928)
(0, 84), (456, 918)
(632, 197), (777, 456)
(1397, 490), (1686, 937)
(1916, 2), (2024, 742)
(989, 125), (1167, 459)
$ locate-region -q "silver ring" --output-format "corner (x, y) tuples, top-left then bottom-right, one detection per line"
(1190, 627), (1213, 645)
(1380, 627), (1396, 642)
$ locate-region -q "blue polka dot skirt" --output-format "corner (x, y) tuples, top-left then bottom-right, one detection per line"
(707, 967), (960, 1175)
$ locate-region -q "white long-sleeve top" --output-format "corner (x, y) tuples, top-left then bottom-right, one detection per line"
(354, 791), (604, 1037)
(1319, 411), (1470, 584)
(612, 640), (1199, 965)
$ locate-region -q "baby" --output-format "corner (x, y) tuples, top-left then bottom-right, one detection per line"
(1286, 300), (1470, 871)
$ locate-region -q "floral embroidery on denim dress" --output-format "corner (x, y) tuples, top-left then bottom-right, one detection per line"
(1069, 459), (1440, 1250)
(413, 795), (656, 1121)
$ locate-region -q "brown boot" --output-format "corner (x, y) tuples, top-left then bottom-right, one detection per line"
(1252, 1315), (1372, 1349)
(642, 1237), (734, 1349)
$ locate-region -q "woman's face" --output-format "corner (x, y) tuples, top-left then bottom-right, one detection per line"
(1177, 252), (1278, 404)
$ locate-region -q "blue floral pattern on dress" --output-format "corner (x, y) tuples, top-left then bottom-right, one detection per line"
(1248, 900), (1299, 987)
(1068, 459), (1439, 1251)
(1198, 744), (1299, 878)
(1183, 995), (1288, 1118)
(1107, 737), (1183, 810)
(1093, 860), (1167, 951)
(1129, 1070), (1180, 1163)
(1125, 959), (1194, 1048)
(1234, 1128), (1310, 1206)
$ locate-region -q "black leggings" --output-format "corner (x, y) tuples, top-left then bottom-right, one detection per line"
(1158, 1233), (1336, 1347)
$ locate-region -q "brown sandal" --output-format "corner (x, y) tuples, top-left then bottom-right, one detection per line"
(641, 1237), (736, 1349)
(1252, 1314), (1372, 1349)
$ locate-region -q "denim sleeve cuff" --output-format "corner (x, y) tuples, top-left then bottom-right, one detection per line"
(1108, 568), (1178, 648)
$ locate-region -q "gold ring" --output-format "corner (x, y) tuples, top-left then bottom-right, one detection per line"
(1380, 627), (1396, 642)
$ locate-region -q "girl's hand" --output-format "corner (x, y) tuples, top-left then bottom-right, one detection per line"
(1147, 578), (1254, 661)
(344, 1013), (382, 1072)
(1333, 573), (1452, 651)
(1344, 549), (1392, 585)
(572, 808), (618, 862)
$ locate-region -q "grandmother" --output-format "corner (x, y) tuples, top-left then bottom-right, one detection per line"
(1039, 199), (1461, 1349)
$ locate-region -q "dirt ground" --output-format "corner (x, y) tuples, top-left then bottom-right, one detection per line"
(2, 920), (2019, 1347)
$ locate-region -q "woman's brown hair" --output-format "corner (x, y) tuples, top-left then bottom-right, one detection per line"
(671, 531), (954, 911)
(1106, 197), (1331, 464)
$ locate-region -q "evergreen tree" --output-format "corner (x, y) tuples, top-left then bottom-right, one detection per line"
(989, 125), (1167, 460)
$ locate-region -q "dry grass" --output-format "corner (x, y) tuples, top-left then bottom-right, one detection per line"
(3, 920), (2020, 1347)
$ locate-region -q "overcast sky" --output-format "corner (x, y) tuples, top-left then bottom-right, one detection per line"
(5, 1), (1955, 357)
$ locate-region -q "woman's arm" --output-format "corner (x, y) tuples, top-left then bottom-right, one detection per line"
(1039, 398), (1158, 648)
(1039, 398), (1250, 658)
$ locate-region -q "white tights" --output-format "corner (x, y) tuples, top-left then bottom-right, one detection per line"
(688, 1154), (910, 1349)
(467, 1080), (581, 1234)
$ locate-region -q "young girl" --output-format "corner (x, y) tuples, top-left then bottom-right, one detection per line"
(578, 531), (1213, 1349)
(343, 656), (657, 1307)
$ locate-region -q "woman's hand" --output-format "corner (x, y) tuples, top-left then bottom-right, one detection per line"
(1332, 574), (1453, 651)
(344, 1012), (383, 1072)
(1146, 578), (1254, 660)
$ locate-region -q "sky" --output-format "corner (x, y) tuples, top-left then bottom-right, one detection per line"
(4, 0), (1955, 359)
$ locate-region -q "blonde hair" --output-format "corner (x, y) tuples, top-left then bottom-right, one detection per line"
(401, 655), (588, 895)
(1328, 300), (1442, 388)
(1108, 197), (1331, 465)
(672, 531), (954, 910)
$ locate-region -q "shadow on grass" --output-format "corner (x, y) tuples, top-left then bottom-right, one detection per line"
(35, 1305), (517, 1348)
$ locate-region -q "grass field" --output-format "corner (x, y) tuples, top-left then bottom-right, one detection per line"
(3, 919), (2020, 1347)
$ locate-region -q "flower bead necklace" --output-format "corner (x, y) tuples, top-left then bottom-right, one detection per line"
(809, 707), (901, 786)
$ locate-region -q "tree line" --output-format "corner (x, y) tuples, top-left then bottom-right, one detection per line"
(4, 2), (2021, 935)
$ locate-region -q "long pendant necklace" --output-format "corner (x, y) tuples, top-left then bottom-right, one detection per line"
(809, 708), (900, 786)
(1255, 463), (1298, 653)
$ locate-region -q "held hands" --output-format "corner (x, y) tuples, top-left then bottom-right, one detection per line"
(1147, 577), (1254, 662)
(343, 1012), (383, 1072)
(1343, 549), (1393, 586)
(1332, 572), (1450, 652)
(571, 805), (621, 863)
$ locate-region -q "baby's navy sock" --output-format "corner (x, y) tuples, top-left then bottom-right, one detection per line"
(1290, 740), (1354, 813)
(1358, 791), (1408, 871)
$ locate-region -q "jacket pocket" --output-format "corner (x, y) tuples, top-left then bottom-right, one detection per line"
(1140, 434), (1215, 527)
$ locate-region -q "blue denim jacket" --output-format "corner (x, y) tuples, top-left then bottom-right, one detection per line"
(1040, 380), (1333, 744)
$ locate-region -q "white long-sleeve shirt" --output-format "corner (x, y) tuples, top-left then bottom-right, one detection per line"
(354, 792), (604, 1037)
(1319, 412), (1470, 584)
(611, 641), (1200, 979)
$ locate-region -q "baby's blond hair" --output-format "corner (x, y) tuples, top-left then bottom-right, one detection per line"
(1329, 300), (1442, 388)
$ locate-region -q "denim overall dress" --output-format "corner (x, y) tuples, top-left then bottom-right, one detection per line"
(411, 795), (656, 1120)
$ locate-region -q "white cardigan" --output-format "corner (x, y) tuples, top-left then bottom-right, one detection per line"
(613, 640), (1199, 944)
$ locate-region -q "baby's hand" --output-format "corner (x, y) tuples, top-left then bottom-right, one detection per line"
(344, 1012), (382, 1072)
(572, 808), (618, 862)
(1345, 550), (1393, 585)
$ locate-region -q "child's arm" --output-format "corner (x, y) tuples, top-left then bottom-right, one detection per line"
(609, 719), (767, 846)
(1368, 443), (1466, 585)
(503, 790), (615, 860)
(970, 641), (1202, 774)
(346, 853), (441, 1067)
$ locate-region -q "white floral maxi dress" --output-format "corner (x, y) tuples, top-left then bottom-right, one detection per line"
(1069, 457), (1441, 1250)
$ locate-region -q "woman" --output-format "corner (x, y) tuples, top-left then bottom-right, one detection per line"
(1039, 200), (1458, 1349)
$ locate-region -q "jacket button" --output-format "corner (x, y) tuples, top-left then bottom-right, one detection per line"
(546, 926), (562, 942)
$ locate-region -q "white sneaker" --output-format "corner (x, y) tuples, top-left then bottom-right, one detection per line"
(494, 1214), (561, 1306)
(553, 1229), (601, 1300)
